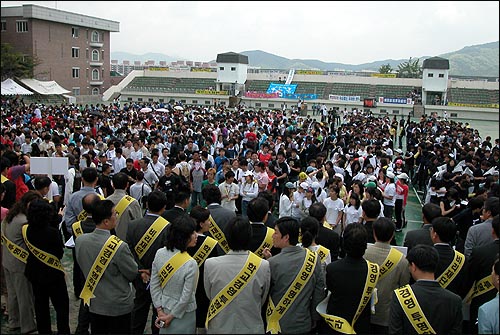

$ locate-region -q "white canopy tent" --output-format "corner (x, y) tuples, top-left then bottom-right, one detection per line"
(19, 78), (70, 95)
(1, 78), (34, 95)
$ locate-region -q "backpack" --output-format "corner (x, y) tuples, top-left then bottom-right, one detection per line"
(180, 162), (190, 181)
(72, 168), (82, 193)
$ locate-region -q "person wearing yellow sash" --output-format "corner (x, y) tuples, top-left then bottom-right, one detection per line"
(75, 199), (138, 334)
(150, 215), (198, 334)
(430, 217), (469, 298)
(106, 172), (143, 240)
(263, 216), (325, 334)
(478, 256), (499, 334)
(126, 190), (169, 335)
(1, 157), (16, 210)
(319, 223), (378, 334)
(299, 216), (332, 276)
(187, 205), (220, 333)
(204, 216), (270, 334)
(202, 184), (236, 255)
(1, 191), (40, 333)
(247, 197), (280, 258)
(388, 244), (463, 335)
(364, 217), (410, 334)
(24, 199), (70, 334)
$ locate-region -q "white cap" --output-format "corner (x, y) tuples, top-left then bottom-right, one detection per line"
(398, 173), (409, 180)
(386, 171), (395, 179)
(243, 170), (253, 177)
(300, 182), (309, 189)
(311, 181), (320, 189)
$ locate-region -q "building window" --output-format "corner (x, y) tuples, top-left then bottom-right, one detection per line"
(148, 98), (154, 102)
(159, 99), (164, 103)
(92, 88), (99, 95)
(392, 110), (399, 114)
(428, 73), (434, 77)
(72, 47), (80, 58)
(451, 113), (458, 117)
(255, 103), (261, 107)
(138, 98), (143, 102)
(192, 100), (198, 104)
(380, 109), (387, 114)
(127, 97), (133, 101)
(92, 69), (99, 80)
(91, 30), (99, 42)
(219, 67), (224, 71)
(205, 101), (211, 105)
(72, 88), (80, 96)
(72, 27), (79, 38)
(1, 21), (6, 32)
(180, 100), (186, 103)
(16, 21), (28, 33)
(72, 68), (80, 78)
(92, 50), (99, 61)
(439, 73), (444, 78)
(231, 67), (236, 71)
(268, 103), (274, 107)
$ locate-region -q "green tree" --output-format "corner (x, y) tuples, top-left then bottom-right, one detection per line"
(397, 57), (422, 78)
(379, 63), (393, 74)
(1, 43), (39, 80)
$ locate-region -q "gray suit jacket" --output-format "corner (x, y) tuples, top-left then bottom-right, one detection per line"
(207, 203), (236, 254)
(364, 242), (411, 327)
(204, 250), (271, 334)
(107, 189), (143, 240)
(75, 228), (138, 316)
(268, 245), (326, 334)
(464, 217), (494, 257)
(2, 213), (28, 273)
(150, 247), (198, 319)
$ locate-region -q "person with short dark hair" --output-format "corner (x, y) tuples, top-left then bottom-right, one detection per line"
(320, 224), (377, 334)
(364, 217), (410, 334)
(361, 199), (382, 244)
(258, 190), (278, 228)
(150, 215), (198, 333)
(465, 196), (499, 257)
(263, 217), (325, 334)
(204, 216), (270, 333)
(75, 199), (138, 334)
(404, 202), (442, 253)
(388, 244), (463, 335)
(452, 196), (484, 253)
(309, 202), (341, 262)
(247, 197), (280, 258)
(161, 184), (191, 223)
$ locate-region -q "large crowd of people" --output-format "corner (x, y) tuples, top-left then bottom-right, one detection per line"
(1, 97), (499, 334)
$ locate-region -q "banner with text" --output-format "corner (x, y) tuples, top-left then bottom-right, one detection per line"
(195, 90), (228, 95)
(245, 91), (280, 99)
(191, 68), (215, 72)
(296, 70), (323, 75)
(371, 73), (397, 78)
(448, 102), (499, 109)
(148, 67), (169, 71)
(378, 97), (413, 104)
(266, 83), (297, 97)
(328, 95), (361, 102)
(282, 93), (318, 100)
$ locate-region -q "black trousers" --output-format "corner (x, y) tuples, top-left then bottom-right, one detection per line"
(395, 199), (404, 229)
(131, 279), (158, 335)
(31, 277), (70, 334)
(90, 312), (131, 335)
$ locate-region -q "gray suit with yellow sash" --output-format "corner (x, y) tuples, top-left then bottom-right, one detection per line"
(106, 189), (143, 240)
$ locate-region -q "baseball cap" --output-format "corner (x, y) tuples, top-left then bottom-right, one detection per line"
(243, 170), (253, 177)
(285, 182), (296, 189)
(306, 187), (314, 193)
(334, 173), (344, 182)
(398, 173), (409, 180)
(299, 182), (309, 189)
(306, 166), (317, 173)
(299, 172), (308, 180)
(386, 171), (395, 179)
(364, 181), (377, 188)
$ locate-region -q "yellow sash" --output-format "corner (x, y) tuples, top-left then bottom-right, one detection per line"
(159, 251), (193, 288)
(1, 228), (29, 264)
(266, 249), (318, 334)
(318, 260), (380, 334)
(323, 221), (333, 230)
(206, 252), (262, 327)
(80, 235), (123, 306)
(437, 250), (465, 289)
(115, 195), (135, 219)
(77, 194), (105, 221)
(395, 285), (437, 334)
(134, 216), (170, 259)
(317, 245), (330, 263)
(464, 275), (495, 304)
(21, 225), (64, 273)
(1, 175), (9, 183)
(72, 221), (83, 238)
(379, 247), (404, 280)
(208, 215), (230, 254)
(254, 227), (274, 258)
(193, 236), (218, 267)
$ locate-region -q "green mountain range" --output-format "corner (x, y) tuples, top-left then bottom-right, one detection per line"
(111, 41), (499, 77)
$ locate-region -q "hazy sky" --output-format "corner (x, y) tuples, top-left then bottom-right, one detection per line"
(2, 1), (499, 64)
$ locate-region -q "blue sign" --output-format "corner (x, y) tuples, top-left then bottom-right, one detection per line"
(282, 93), (318, 100)
(382, 97), (409, 104)
(266, 83), (297, 97)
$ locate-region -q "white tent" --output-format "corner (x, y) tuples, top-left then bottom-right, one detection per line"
(1, 78), (34, 95)
(19, 78), (70, 95)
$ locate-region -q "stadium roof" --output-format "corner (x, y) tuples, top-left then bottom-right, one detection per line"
(423, 57), (450, 70)
(216, 52), (249, 65)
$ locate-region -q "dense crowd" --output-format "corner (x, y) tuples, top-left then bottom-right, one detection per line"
(1, 98), (499, 334)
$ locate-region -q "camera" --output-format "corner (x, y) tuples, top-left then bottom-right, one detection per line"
(159, 321), (165, 328)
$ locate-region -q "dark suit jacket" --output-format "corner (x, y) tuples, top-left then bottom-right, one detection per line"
(433, 244), (470, 298)
(466, 239), (499, 330)
(206, 203), (236, 255)
(161, 206), (187, 223)
(248, 222), (280, 256)
(403, 224), (433, 252)
(24, 224), (65, 284)
(316, 225), (340, 261)
(264, 211), (278, 229)
(389, 280), (463, 335)
(325, 256), (372, 334)
(187, 234), (219, 328)
(0, 178), (16, 209)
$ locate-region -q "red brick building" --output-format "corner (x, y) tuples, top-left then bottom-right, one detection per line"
(1, 4), (119, 100)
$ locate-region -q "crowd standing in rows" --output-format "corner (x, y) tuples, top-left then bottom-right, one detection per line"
(1, 98), (499, 334)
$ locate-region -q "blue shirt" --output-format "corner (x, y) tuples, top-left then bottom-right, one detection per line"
(478, 293), (499, 334)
